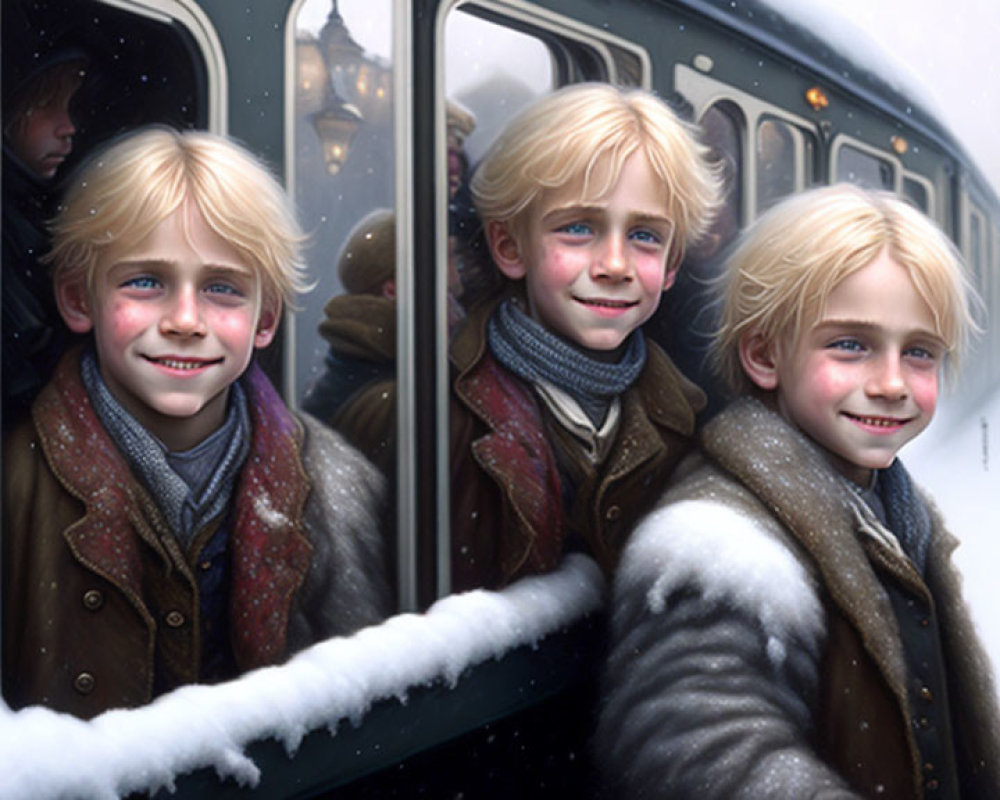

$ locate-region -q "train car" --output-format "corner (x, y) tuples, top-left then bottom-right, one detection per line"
(2, 0), (998, 797)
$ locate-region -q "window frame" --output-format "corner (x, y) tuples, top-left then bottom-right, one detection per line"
(429, 0), (652, 598)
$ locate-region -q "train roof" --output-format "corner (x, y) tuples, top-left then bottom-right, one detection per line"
(673, 0), (998, 205)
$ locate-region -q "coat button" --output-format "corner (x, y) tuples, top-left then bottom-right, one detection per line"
(605, 505), (622, 522)
(920, 686), (934, 702)
(73, 672), (95, 695)
(82, 590), (104, 611)
(165, 610), (186, 628)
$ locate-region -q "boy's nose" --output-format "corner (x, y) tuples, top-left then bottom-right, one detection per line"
(160, 289), (207, 337)
(594, 235), (630, 280)
(867, 354), (907, 400)
(54, 112), (76, 140)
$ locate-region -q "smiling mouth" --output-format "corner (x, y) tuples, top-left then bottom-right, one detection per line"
(143, 355), (222, 371)
(575, 297), (638, 309)
(843, 412), (912, 428)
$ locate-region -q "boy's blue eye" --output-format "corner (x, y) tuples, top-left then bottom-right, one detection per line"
(557, 221), (593, 236)
(905, 345), (936, 361)
(629, 228), (662, 245)
(122, 275), (160, 290)
(828, 338), (865, 353)
(205, 282), (242, 296)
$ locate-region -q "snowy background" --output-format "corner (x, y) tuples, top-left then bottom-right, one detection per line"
(1, 1), (997, 796)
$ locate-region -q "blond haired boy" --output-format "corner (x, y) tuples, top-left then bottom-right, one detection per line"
(3, 128), (390, 718)
(450, 82), (721, 590)
(599, 184), (1000, 797)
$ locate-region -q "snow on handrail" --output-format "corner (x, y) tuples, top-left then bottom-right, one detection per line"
(0, 554), (605, 799)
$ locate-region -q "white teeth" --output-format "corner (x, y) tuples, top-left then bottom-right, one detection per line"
(853, 415), (901, 427)
(154, 358), (205, 370)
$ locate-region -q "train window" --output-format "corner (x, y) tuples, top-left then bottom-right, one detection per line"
(756, 117), (799, 213)
(968, 205), (986, 293)
(290, 0), (398, 538)
(695, 101), (744, 252)
(3, 0), (213, 168)
(440, 3), (650, 595)
(903, 174), (931, 213)
(834, 142), (894, 190)
(445, 7), (555, 166)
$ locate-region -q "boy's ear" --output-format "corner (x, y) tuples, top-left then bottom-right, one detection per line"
(55, 276), (95, 334)
(739, 331), (780, 391)
(253, 296), (282, 349)
(662, 264), (680, 292)
(486, 220), (527, 280)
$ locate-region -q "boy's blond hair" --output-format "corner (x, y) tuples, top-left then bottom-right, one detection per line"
(47, 126), (308, 305)
(713, 183), (978, 392)
(470, 82), (721, 272)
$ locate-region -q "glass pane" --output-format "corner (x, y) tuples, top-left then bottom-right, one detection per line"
(970, 209), (984, 291)
(903, 176), (929, 212)
(444, 8), (556, 318)
(294, 2), (395, 439)
(293, 0), (398, 570)
(836, 144), (894, 190)
(650, 101), (743, 417)
(756, 118), (796, 214)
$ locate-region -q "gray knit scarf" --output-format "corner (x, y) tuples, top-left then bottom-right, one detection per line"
(487, 297), (647, 426)
(877, 459), (933, 576)
(81, 349), (251, 551)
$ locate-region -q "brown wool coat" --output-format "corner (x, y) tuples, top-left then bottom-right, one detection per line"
(449, 290), (705, 592)
(3, 349), (391, 719)
(598, 397), (1000, 799)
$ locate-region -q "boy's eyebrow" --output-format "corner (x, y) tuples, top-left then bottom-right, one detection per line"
(542, 203), (674, 226)
(814, 318), (945, 341)
(110, 258), (253, 276)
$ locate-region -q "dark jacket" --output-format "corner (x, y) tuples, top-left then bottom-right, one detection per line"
(3, 348), (391, 719)
(302, 292), (397, 477)
(1, 147), (73, 427)
(598, 397), (1000, 798)
(449, 290), (704, 591)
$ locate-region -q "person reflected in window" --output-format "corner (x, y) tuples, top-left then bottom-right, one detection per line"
(3, 128), (391, 719)
(302, 207), (398, 475)
(450, 83), (722, 591)
(2, 47), (88, 428)
(303, 100), (479, 471)
(598, 185), (1000, 798)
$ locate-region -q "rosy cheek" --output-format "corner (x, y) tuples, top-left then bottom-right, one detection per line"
(634, 256), (668, 293)
(207, 308), (256, 344)
(537, 247), (584, 286)
(107, 302), (149, 337)
(910, 372), (939, 415)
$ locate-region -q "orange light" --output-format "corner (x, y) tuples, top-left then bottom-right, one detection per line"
(891, 135), (909, 155)
(805, 86), (829, 111)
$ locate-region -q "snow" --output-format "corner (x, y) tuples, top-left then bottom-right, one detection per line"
(0, 554), (605, 799)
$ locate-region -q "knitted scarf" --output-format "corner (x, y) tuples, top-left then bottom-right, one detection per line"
(487, 296), (646, 426)
(81, 350), (251, 550)
(877, 459), (933, 576)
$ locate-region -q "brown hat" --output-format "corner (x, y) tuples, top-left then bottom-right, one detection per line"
(337, 207), (396, 294)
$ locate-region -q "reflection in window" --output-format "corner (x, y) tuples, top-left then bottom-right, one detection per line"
(969, 208), (984, 292)
(756, 118), (797, 214)
(445, 8), (554, 165)
(444, 8), (556, 312)
(294, 0), (398, 554)
(903, 175), (929, 213)
(836, 144), (894, 190)
(693, 101), (743, 261)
